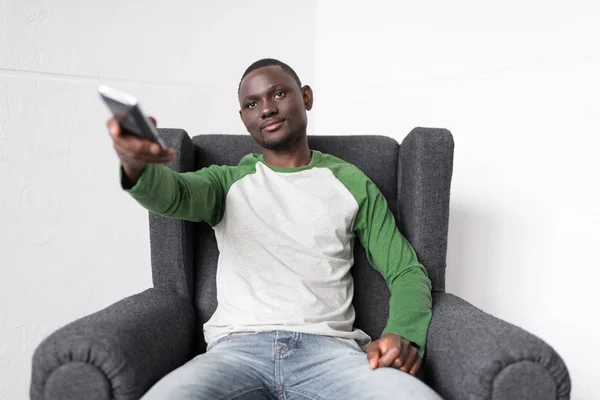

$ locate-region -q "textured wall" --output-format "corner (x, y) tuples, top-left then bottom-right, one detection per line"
(314, 1), (600, 399)
(0, 1), (316, 398)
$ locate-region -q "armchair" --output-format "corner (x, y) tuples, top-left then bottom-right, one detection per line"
(31, 128), (570, 399)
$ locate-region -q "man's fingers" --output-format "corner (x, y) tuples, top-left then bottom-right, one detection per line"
(148, 116), (157, 127)
(369, 356), (379, 370)
(409, 357), (423, 376)
(107, 118), (120, 137)
(115, 142), (173, 164)
(398, 339), (410, 362)
(378, 337), (390, 355)
(400, 347), (419, 373)
(378, 346), (399, 367)
(108, 119), (166, 158)
(134, 154), (173, 163)
(127, 150), (173, 163)
(366, 342), (380, 370)
(115, 137), (169, 157)
(109, 116), (170, 174)
(150, 143), (161, 155)
(113, 139), (145, 156)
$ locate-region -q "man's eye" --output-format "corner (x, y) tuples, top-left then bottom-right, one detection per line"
(247, 101), (257, 109)
(274, 91), (285, 99)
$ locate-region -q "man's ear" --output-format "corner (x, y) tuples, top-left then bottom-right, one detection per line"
(302, 85), (313, 111)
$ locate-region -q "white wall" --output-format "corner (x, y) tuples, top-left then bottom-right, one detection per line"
(2, 0), (598, 399)
(0, 1), (315, 399)
(315, 1), (599, 399)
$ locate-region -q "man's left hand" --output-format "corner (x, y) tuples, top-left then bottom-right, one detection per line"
(366, 333), (421, 375)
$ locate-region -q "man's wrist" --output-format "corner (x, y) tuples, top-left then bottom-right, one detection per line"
(121, 164), (145, 189)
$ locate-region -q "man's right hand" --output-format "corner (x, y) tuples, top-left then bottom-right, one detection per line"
(107, 117), (175, 184)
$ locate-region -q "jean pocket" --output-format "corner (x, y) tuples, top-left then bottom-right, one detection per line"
(210, 334), (235, 349)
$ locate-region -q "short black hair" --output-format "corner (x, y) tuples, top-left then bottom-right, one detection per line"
(238, 58), (302, 94)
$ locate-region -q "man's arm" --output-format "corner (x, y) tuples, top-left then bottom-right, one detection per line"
(108, 117), (225, 225)
(354, 178), (433, 359)
(123, 163), (225, 225)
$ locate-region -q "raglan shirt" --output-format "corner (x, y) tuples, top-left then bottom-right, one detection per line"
(124, 150), (432, 357)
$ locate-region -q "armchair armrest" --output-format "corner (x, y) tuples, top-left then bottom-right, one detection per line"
(399, 128), (454, 292)
(157, 128), (195, 174)
(31, 288), (196, 400)
(425, 292), (570, 400)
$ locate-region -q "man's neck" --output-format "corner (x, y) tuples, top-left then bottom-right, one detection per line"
(262, 139), (311, 169)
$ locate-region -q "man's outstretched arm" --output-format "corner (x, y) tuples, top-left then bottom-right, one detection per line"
(108, 117), (225, 225)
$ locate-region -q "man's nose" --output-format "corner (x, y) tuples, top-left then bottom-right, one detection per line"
(260, 100), (278, 118)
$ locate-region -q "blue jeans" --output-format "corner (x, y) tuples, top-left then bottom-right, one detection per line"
(142, 331), (442, 399)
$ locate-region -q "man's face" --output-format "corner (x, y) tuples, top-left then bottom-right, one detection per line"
(239, 65), (312, 151)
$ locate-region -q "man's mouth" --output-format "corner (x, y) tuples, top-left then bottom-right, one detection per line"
(261, 118), (285, 132)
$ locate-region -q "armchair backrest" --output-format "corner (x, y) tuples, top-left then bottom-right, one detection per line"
(149, 129), (454, 353)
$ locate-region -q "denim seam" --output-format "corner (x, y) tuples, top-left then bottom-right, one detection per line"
(274, 331), (284, 400)
(285, 388), (327, 400)
(225, 386), (272, 400)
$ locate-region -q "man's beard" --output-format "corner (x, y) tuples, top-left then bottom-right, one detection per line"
(261, 129), (296, 151)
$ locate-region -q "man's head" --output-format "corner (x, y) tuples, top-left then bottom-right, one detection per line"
(238, 59), (313, 151)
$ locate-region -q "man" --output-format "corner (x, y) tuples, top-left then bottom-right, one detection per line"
(108, 59), (442, 399)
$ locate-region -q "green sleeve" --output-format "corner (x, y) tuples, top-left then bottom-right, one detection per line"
(122, 163), (227, 226)
(354, 178), (432, 357)
(321, 152), (433, 358)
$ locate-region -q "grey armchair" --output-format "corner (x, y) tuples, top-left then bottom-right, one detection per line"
(31, 128), (571, 400)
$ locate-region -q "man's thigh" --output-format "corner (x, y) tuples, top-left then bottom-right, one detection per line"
(284, 335), (443, 400)
(142, 333), (277, 400)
